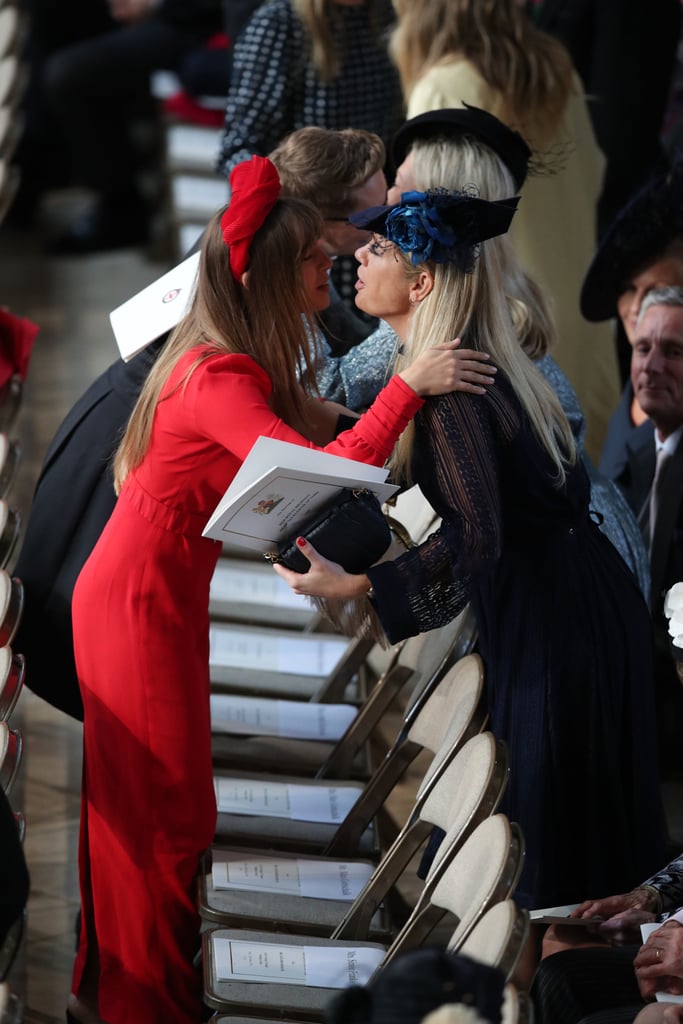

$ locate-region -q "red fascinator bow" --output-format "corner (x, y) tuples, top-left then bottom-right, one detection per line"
(222, 155), (281, 281)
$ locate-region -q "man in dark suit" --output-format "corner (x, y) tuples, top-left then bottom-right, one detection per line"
(616, 285), (683, 775)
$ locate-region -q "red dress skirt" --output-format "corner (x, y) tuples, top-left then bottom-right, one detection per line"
(70, 350), (422, 1023)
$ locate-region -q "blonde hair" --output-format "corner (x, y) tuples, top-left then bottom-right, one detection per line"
(391, 238), (576, 485)
(292, 0), (384, 83)
(390, 0), (574, 142)
(411, 132), (557, 359)
(271, 126), (386, 217)
(113, 197), (324, 491)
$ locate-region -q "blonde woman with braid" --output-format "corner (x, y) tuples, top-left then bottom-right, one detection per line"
(274, 188), (666, 910)
(389, 0), (620, 462)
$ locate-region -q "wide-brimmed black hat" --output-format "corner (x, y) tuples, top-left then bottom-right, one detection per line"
(325, 948), (505, 1024)
(350, 189), (519, 270)
(580, 158), (683, 321)
(391, 104), (531, 191)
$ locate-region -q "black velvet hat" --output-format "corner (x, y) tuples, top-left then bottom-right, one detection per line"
(350, 188), (520, 270)
(580, 158), (683, 321)
(325, 948), (505, 1024)
(391, 105), (531, 191)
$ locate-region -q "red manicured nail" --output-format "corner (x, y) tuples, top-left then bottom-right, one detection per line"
(296, 537), (306, 547)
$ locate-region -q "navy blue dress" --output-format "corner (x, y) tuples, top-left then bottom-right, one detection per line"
(367, 373), (665, 908)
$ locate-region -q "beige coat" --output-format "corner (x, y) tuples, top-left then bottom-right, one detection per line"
(407, 61), (620, 461)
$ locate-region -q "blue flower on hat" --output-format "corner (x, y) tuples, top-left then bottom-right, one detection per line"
(384, 190), (478, 270)
(385, 191), (459, 265)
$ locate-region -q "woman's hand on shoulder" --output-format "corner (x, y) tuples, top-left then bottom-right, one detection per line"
(399, 338), (496, 397)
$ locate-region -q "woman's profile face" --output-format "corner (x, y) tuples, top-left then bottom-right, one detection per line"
(299, 240), (333, 311)
(353, 235), (414, 323)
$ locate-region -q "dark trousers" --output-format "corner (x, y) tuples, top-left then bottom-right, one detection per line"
(532, 946), (645, 1024)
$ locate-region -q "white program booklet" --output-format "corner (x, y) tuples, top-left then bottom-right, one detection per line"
(214, 778), (362, 823)
(210, 694), (357, 739)
(211, 851), (373, 900)
(208, 626), (348, 678)
(640, 922), (683, 1003)
(109, 251), (200, 361)
(213, 936), (384, 987)
(210, 562), (311, 610)
(202, 436), (397, 552)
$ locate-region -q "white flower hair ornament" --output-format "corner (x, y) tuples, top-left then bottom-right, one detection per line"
(665, 581), (683, 652)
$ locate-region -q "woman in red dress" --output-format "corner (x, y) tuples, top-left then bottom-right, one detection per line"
(67, 156), (469, 1024)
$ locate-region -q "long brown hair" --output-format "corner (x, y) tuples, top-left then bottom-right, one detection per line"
(113, 197), (324, 490)
(390, 238), (576, 486)
(390, 0), (574, 140)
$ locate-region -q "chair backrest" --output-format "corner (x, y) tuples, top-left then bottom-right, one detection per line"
(0, 647), (23, 723)
(453, 899), (530, 983)
(383, 483), (440, 546)
(400, 612), (478, 721)
(502, 984), (534, 1024)
(380, 814), (524, 965)
(430, 815), (524, 947)
(418, 732), (507, 836)
(323, 656), (487, 857)
(332, 733), (507, 940)
(407, 654), (486, 754)
(0, 721), (20, 795)
(0, 434), (20, 502)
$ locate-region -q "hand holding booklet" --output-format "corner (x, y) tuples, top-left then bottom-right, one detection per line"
(202, 436), (398, 556)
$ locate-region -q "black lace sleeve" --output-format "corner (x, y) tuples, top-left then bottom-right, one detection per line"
(643, 852), (683, 914)
(367, 387), (521, 643)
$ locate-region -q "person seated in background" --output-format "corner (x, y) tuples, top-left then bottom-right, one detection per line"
(532, 851), (683, 1024)
(326, 947), (509, 1024)
(580, 160), (683, 481)
(611, 286), (683, 777)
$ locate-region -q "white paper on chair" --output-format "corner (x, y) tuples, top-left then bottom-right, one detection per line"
(109, 251), (200, 361)
(202, 436), (398, 552)
(213, 937), (384, 986)
(209, 627), (348, 677)
(641, 922), (683, 1003)
(214, 779), (362, 822)
(211, 853), (373, 899)
(210, 695), (357, 739)
(210, 563), (310, 610)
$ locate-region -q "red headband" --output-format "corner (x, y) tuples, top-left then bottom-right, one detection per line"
(221, 155), (281, 281)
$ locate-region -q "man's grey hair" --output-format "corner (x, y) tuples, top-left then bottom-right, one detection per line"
(637, 285), (683, 327)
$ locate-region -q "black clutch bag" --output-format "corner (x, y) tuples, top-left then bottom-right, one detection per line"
(264, 487), (392, 574)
